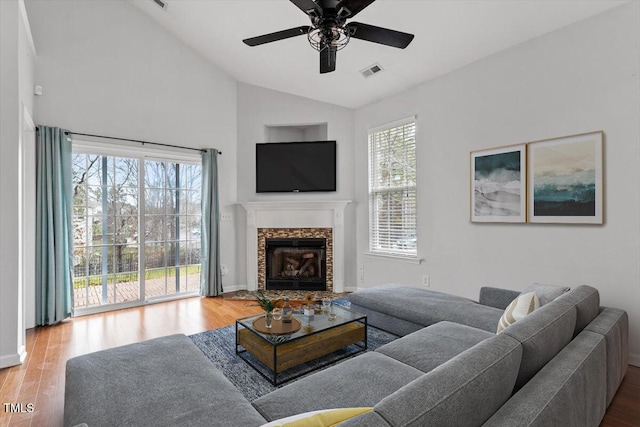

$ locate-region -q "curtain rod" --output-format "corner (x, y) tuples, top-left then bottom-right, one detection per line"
(36, 127), (221, 155)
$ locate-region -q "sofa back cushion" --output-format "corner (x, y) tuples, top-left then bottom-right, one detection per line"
(483, 331), (607, 427)
(520, 283), (570, 306)
(501, 300), (577, 390)
(479, 287), (521, 310)
(373, 334), (522, 427)
(553, 285), (600, 336)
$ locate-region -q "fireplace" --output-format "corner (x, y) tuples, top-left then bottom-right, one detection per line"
(265, 238), (327, 291)
(242, 201), (349, 293)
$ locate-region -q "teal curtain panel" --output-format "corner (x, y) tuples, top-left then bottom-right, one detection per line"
(35, 126), (73, 325)
(200, 148), (222, 296)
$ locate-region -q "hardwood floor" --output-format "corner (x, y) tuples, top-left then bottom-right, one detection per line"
(601, 363), (640, 427)
(0, 296), (638, 427)
(0, 296), (263, 427)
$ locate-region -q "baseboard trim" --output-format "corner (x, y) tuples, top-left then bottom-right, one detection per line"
(0, 350), (25, 369)
(344, 286), (359, 293)
(222, 285), (247, 293)
(18, 345), (26, 364)
(628, 352), (640, 368)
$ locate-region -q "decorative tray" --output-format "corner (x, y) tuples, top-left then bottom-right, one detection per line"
(252, 316), (302, 335)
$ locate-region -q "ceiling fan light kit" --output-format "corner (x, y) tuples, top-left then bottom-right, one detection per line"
(243, 0), (414, 74)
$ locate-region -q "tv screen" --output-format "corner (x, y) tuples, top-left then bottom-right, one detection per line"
(256, 141), (337, 193)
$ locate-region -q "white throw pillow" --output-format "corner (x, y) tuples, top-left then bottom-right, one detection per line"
(497, 292), (540, 333)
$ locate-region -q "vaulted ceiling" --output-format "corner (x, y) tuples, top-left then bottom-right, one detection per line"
(130, 0), (626, 109)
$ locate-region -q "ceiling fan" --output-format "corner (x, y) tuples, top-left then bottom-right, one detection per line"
(243, 0), (414, 74)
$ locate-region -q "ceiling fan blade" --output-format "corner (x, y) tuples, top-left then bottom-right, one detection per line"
(347, 22), (414, 49)
(338, 0), (376, 19)
(320, 45), (337, 74)
(290, 0), (323, 17)
(243, 26), (311, 47)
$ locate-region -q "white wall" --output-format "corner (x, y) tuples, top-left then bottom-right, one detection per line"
(19, 0), (37, 331)
(25, 0), (239, 288)
(18, 0), (37, 331)
(16, 0), (638, 367)
(0, 0), (36, 368)
(236, 83), (356, 289)
(354, 2), (640, 365)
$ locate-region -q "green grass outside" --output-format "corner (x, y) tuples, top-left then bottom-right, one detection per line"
(73, 265), (201, 289)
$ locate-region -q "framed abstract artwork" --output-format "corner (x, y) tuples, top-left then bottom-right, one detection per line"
(527, 131), (603, 224)
(471, 144), (526, 223)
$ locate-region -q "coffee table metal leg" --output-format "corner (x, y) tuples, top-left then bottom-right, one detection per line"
(235, 321), (239, 354)
(273, 345), (278, 385)
(364, 317), (368, 349)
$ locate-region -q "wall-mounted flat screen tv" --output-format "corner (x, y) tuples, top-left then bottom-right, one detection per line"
(256, 141), (337, 193)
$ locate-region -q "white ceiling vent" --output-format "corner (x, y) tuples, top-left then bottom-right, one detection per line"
(360, 63), (384, 78)
(152, 0), (168, 10)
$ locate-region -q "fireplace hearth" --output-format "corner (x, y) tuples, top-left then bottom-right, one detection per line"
(265, 238), (326, 291)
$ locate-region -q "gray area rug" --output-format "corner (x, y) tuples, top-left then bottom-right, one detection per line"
(189, 298), (398, 401)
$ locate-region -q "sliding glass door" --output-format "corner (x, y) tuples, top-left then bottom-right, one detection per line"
(72, 148), (201, 313)
(143, 160), (202, 300)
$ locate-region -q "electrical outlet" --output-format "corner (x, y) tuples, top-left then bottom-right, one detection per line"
(422, 275), (430, 287)
(221, 264), (229, 276)
(358, 265), (364, 283)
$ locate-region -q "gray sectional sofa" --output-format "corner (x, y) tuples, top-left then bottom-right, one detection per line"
(64, 284), (628, 427)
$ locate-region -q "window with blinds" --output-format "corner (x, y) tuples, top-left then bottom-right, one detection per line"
(368, 118), (417, 257)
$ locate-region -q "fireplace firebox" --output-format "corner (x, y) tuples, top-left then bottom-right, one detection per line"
(265, 238), (326, 291)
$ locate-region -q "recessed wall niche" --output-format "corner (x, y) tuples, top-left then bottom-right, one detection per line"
(264, 123), (328, 142)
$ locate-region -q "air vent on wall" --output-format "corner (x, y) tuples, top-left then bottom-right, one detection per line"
(360, 63), (384, 78)
(152, 0), (168, 10)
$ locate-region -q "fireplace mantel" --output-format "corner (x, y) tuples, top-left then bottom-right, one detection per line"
(240, 200), (351, 293)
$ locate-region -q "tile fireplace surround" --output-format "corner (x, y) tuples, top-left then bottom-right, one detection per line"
(259, 229), (332, 291)
(240, 201), (350, 293)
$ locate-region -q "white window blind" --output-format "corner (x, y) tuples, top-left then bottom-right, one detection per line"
(368, 118), (417, 256)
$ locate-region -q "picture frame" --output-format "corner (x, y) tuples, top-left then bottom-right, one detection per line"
(470, 144), (527, 223)
(527, 131), (603, 224)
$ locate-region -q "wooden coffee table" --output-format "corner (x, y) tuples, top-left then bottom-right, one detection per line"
(235, 305), (367, 385)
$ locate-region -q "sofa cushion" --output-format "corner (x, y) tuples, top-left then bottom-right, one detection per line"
(497, 292), (540, 333)
(553, 285), (600, 336)
(348, 285), (504, 333)
(376, 321), (494, 372)
(373, 333), (522, 427)
(64, 334), (267, 427)
(501, 300), (577, 390)
(349, 302), (424, 336)
(520, 283), (570, 306)
(483, 331), (607, 427)
(252, 352), (423, 422)
(479, 287), (521, 310)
